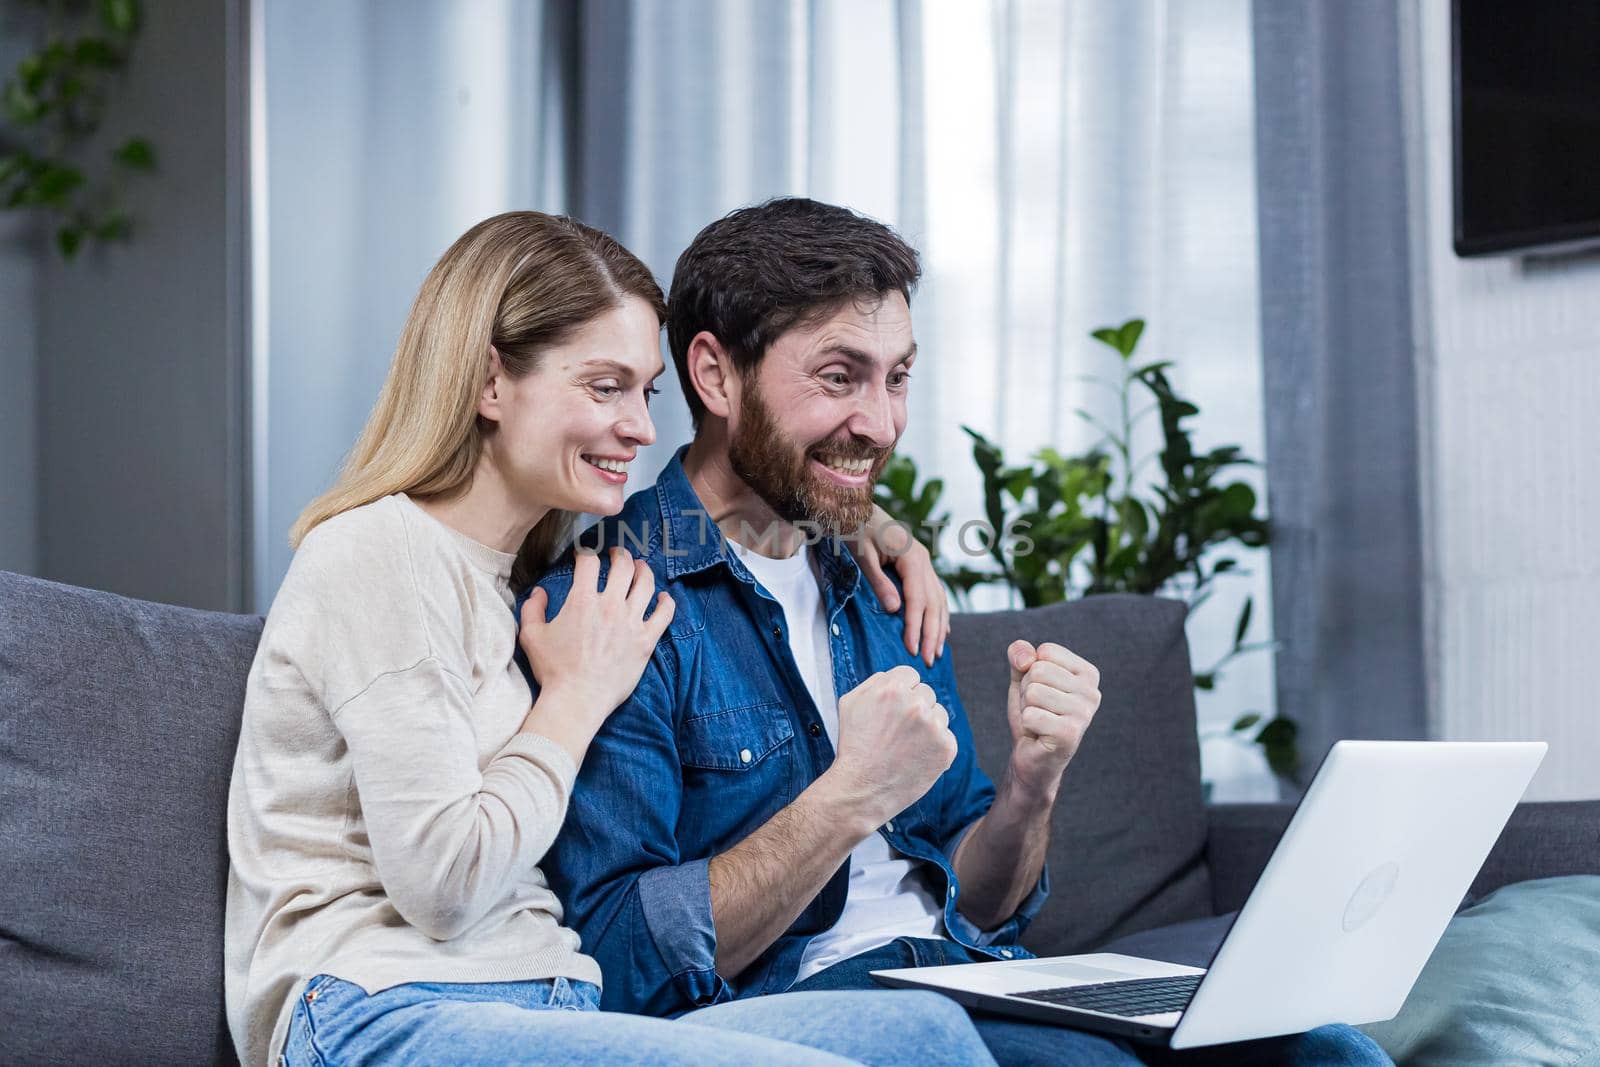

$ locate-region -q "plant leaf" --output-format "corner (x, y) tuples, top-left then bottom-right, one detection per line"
(100, 0), (141, 37)
(1233, 597), (1254, 647)
(1256, 717), (1301, 780)
(1117, 318), (1145, 355)
(113, 137), (156, 170)
(57, 225), (84, 259)
(1231, 712), (1262, 733)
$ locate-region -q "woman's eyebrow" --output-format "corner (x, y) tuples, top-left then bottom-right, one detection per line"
(576, 357), (667, 380)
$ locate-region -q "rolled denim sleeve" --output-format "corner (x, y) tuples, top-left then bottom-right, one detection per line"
(515, 577), (730, 1017)
(928, 648), (1050, 942)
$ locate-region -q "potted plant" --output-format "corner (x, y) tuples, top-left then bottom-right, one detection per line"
(875, 319), (1299, 784)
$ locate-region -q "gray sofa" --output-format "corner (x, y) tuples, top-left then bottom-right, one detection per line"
(2, 570), (1596, 1065)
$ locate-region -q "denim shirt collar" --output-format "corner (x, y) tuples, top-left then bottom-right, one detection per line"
(653, 446), (862, 604)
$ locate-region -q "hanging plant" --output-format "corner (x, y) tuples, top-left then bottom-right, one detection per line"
(0, 0), (155, 259)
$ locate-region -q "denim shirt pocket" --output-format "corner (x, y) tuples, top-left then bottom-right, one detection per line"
(680, 702), (794, 770)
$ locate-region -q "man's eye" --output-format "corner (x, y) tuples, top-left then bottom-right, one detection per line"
(823, 373), (850, 387)
(889, 372), (911, 389)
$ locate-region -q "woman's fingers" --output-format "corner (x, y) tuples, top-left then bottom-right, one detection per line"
(572, 548), (601, 596)
(624, 559), (656, 614)
(603, 547), (635, 599)
(920, 586), (942, 668)
(901, 576), (925, 659)
(858, 538), (903, 613)
(645, 591), (676, 640)
(519, 586), (549, 641)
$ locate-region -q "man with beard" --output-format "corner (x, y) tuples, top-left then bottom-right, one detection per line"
(519, 199), (1389, 1067)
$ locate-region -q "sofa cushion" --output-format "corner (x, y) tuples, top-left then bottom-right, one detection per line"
(948, 593), (1213, 955)
(0, 571), (262, 1066)
(1357, 875), (1600, 1066)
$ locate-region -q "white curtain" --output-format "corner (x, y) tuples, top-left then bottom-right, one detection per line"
(254, 0), (565, 606)
(589, 0), (1272, 740)
(254, 0), (1274, 788)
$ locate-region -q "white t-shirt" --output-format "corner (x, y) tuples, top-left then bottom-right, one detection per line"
(728, 539), (945, 982)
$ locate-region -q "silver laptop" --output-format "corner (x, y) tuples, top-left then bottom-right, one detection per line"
(872, 740), (1546, 1049)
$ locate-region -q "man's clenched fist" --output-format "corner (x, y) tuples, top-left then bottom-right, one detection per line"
(824, 665), (958, 830)
(1005, 639), (1101, 798)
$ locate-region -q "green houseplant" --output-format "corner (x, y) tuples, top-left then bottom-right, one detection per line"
(1, 0), (155, 259)
(875, 319), (1299, 780)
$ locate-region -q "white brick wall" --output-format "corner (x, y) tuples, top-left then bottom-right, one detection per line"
(1410, 0), (1600, 799)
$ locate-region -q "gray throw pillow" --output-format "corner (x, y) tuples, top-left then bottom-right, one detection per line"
(1359, 876), (1600, 1066)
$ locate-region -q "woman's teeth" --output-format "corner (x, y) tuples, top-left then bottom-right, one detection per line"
(587, 457), (628, 474)
(819, 456), (872, 475)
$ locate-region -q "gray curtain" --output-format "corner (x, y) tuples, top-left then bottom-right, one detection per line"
(1252, 0), (1428, 763)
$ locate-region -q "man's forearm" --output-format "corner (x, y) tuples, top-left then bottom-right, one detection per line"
(951, 768), (1057, 931)
(708, 780), (875, 978)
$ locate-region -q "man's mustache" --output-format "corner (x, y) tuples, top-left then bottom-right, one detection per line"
(805, 438), (891, 464)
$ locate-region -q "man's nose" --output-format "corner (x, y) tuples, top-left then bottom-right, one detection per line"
(849, 384), (897, 448)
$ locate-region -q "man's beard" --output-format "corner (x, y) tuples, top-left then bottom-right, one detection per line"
(727, 383), (889, 534)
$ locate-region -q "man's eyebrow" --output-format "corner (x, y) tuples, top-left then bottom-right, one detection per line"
(815, 341), (918, 367)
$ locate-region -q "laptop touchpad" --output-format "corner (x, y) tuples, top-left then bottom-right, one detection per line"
(1012, 960), (1144, 984)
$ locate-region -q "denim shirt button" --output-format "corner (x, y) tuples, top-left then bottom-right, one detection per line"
(831, 622), (841, 636)
(999, 948), (1013, 958)
(948, 885), (957, 899)
(808, 722), (823, 737)
(739, 748), (752, 764)
(884, 820), (895, 833)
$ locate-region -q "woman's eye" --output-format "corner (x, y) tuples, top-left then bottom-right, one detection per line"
(592, 382), (622, 398)
(644, 386), (661, 405)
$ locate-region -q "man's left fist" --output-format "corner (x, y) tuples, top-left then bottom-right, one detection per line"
(1005, 638), (1101, 797)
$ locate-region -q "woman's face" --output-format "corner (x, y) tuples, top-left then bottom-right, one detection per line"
(482, 295), (664, 517)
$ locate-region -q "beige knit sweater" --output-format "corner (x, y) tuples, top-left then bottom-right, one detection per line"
(224, 494), (600, 1067)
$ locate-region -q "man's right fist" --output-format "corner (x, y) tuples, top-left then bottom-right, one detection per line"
(825, 665), (958, 829)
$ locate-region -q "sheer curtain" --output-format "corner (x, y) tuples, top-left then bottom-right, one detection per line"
(574, 0), (1273, 791)
(253, 0), (566, 605)
(253, 0), (1274, 787)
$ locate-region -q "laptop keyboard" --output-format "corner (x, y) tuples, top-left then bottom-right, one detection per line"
(1011, 973), (1203, 1018)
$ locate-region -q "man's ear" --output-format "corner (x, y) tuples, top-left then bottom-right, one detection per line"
(687, 330), (737, 420)
(478, 345), (507, 424)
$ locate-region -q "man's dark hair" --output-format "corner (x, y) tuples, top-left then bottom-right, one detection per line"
(667, 197), (922, 429)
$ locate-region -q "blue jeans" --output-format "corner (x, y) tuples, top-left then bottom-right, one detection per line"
(789, 938), (1393, 1067)
(281, 973), (999, 1067)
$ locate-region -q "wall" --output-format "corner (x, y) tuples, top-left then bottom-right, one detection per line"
(0, 29), (39, 576)
(34, 0), (247, 611)
(1410, 1), (1600, 799)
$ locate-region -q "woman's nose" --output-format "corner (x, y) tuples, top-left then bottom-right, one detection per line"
(618, 398), (656, 446)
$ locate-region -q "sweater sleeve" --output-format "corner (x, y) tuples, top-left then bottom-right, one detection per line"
(331, 657), (578, 941)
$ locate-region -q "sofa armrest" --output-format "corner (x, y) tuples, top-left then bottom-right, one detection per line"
(1205, 800), (1600, 915)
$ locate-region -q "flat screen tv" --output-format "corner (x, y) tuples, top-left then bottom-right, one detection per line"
(1453, 0), (1600, 256)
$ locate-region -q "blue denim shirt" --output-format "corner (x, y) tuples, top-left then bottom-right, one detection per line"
(515, 449), (1047, 1017)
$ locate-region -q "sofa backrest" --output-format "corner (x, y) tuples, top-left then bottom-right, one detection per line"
(948, 593), (1214, 955)
(0, 572), (1211, 1063)
(0, 571), (261, 1066)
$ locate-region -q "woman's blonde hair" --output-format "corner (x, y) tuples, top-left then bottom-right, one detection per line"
(290, 211), (667, 586)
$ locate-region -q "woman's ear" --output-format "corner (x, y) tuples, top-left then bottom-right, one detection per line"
(478, 345), (507, 424)
(687, 331), (736, 420)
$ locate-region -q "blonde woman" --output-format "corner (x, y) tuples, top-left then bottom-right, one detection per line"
(224, 212), (987, 1067)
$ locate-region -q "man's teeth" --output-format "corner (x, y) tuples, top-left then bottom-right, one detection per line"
(588, 457), (628, 474)
(819, 456), (872, 475)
